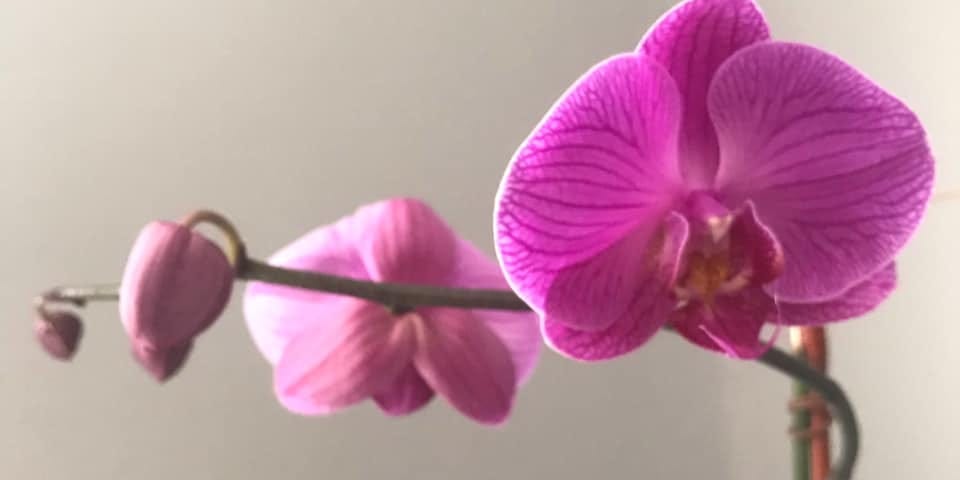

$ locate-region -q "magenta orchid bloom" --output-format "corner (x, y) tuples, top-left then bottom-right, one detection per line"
(244, 198), (541, 425)
(494, 0), (933, 360)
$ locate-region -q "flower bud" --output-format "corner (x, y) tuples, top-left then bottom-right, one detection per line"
(34, 310), (83, 361)
(120, 221), (234, 349)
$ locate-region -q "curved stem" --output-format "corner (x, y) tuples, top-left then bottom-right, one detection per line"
(761, 347), (857, 480)
(180, 210), (247, 267)
(241, 258), (531, 311)
(35, 257), (859, 480)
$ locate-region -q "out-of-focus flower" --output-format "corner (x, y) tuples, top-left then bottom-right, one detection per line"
(494, 0), (933, 360)
(34, 310), (83, 361)
(244, 198), (541, 425)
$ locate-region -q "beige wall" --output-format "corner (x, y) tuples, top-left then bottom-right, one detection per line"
(1, 1), (956, 478)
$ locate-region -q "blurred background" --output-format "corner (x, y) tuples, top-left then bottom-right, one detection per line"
(0, 1), (956, 478)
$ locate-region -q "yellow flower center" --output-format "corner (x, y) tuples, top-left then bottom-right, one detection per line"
(683, 251), (732, 304)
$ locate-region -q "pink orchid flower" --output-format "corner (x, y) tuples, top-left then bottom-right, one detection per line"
(244, 198), (541, 425)
(494, 0), (933, 360)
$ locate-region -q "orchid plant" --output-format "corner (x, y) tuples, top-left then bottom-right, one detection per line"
(31, 1), (934, 479)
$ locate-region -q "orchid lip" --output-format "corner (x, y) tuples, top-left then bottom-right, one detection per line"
(672, 195), (778, 310)
(674, 247), (750, 307)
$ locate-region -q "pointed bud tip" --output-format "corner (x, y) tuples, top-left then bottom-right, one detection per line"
(34, 311), (83, 361)
(131, 341), (193, 382)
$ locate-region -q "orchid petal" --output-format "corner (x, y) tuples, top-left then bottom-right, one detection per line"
(710, 42), (933, 301)
(780, 262), (896, 325)
(639, 0), (770, 186)
(413, 308), (516, 425)
(496, 53), (684, 313)
(541, 213), (688, 360)
(357, 198), (457, 284)
(545, 211), (688, 332)
(243, 213), (369, 365)
(273, 303), (416, 416)
(372, 365), (435, 416)
(671, 286), (778, 359)
(447, 239), (541, 384)
(542, 306), (666, 363)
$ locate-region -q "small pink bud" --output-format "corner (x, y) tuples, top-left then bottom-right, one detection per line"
(34, 311), (83, 361)
(132, 341), (193, 382)
(120, 221), (234, 349)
